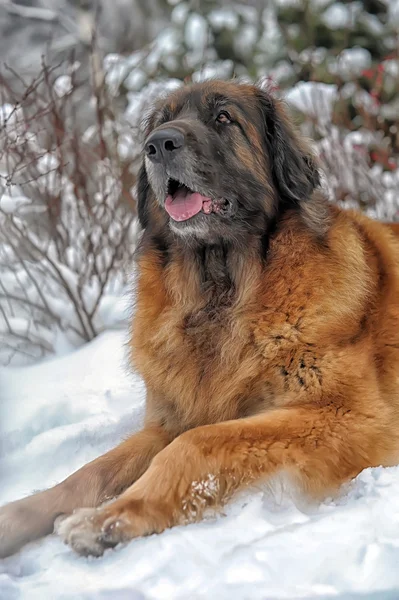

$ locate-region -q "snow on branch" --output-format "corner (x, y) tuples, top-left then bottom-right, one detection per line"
(0, 54), (139, 365)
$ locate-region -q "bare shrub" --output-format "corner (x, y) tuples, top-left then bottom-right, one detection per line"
(0, 55), (139, 365)
(285, 60), (399, 221)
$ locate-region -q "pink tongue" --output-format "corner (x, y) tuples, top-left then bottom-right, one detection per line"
(165, 188), (211, 222)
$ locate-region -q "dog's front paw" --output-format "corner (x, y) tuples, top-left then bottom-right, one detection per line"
(56, 506), (138, 557)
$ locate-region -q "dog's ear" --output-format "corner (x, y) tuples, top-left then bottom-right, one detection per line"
(137, 161), (150, 229)
(256, 90), (320, 205)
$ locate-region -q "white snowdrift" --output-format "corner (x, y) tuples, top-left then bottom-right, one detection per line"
(1, 331), (399, 600)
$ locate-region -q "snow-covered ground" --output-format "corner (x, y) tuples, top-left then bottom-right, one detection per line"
(1, 330), (399, 600)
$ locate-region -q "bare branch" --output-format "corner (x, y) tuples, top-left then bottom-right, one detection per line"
(0, 50), (138, 365)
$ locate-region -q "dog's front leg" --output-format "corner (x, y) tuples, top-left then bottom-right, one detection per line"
(0, 425), (170, 558)
(58, 403), (381, 557)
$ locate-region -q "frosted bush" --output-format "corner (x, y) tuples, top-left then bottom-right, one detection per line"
(0, 61), (139, 366)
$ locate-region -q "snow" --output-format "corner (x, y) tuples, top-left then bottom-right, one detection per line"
(53, 75), (73, 98)
(234, 24), (258, 58)
(36, 153), (59, 175)
(192, 60), (234, 83)
(184, 14), (208, 51)
(336, 48), (372, 79)
(285, 82), (338, 124)
(0, 104), (14, 127)
(124, 69), (147, 93)
(388, 0), (399, 25)
(322, 3), (352, 29)
(171, 3), (190, 26)
(208, 8), (239, 31)
(0, 194), (31, 214)
(1, 330), (399, 599)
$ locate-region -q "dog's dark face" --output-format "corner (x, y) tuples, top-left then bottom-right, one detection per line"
(138, 80), (320, 244)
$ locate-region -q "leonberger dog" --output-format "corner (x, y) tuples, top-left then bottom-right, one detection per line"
(1, 80), (399, 558)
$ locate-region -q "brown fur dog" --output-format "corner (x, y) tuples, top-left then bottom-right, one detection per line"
(1, 80), (399, 558)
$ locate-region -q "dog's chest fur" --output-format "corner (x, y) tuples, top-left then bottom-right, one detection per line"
(130, 232), (333, 434)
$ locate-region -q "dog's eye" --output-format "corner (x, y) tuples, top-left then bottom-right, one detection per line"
(216, 111), (232, 124)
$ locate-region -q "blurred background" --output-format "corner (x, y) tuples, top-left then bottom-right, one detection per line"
(0, 0), (398, 366)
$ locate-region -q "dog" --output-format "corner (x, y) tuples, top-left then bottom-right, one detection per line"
(1, 79), (399, 559)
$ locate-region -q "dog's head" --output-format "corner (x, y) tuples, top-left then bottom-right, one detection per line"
(138, 80), (320, 244)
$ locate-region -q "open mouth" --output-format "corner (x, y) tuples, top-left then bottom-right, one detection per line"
(165, 179), (230, 222)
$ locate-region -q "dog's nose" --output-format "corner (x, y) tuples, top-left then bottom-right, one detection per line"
(145, 128), (185, 163)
